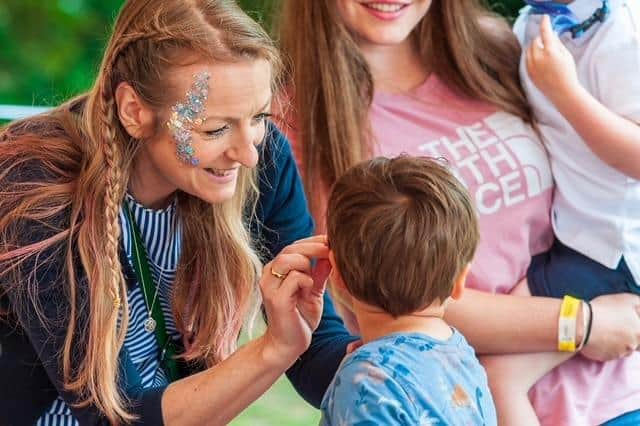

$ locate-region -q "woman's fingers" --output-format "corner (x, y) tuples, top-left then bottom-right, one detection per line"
(258, 237), (331, 361)
(270, 253), (312, 276)
(263, 241), (330, 290)
(257, 239), (332, 364)
(312, 258), (332, 294)
(260, 269), (316, 361)
(280, 240), (330, 260)
(269, 270), (316, 331)
(278, 270), (314, 299)
(291, 234), (328, 245)
(261, 255), (310, 296)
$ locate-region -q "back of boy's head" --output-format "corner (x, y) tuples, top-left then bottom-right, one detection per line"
(326, 156), (479, 317)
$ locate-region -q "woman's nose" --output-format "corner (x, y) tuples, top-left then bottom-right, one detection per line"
(226, 125), (261, 168)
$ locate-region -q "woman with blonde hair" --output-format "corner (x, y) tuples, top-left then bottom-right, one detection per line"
(0, 1), (355, 424)
(278, 1), (640, 424)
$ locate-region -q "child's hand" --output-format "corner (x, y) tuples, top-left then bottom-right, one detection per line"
(526, 15), (580, 103)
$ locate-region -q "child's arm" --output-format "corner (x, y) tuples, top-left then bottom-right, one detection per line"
(527, 15), (640, 180)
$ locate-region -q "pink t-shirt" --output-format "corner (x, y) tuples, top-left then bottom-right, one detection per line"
(371, 77), (553, 295)
(285, 75), (640, 425)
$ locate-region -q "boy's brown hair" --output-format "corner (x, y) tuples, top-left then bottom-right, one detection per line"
(326, 156), (479, 317)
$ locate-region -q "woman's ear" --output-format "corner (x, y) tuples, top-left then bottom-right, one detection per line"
(114, 82), (155, 139)
(450, 264), (471, 301)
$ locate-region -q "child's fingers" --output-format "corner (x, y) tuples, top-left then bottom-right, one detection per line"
(526, 37), (541, 73)
(526, 41), (536, 68)
(540, 14), (555, 48)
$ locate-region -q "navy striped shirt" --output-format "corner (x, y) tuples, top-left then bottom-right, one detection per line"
(37, 195), (181, 425)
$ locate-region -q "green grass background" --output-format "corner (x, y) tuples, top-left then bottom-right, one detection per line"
(231, 376), (321, 426)
(229, 322), (321, 425)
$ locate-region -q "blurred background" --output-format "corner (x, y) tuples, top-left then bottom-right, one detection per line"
(0, 0), (524, 107)
(0, 1), (523, 424)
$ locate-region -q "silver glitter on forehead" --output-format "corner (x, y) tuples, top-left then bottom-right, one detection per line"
(166, 71), (210, 166)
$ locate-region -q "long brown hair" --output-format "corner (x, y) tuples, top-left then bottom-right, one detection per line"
(278, 0), (532, 216)
(0, 0), (281, 423)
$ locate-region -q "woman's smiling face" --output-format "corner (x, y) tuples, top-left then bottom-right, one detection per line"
(335, 0), (433, 48)
(136, 58), (272, 205)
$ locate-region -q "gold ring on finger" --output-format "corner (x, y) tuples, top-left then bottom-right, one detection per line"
(270, 267), (288, 280)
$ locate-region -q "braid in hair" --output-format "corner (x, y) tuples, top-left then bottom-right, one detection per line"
(95, 8), (169, 313)
(75, 36), (144, 422)
(79, 29), (171, 422)
(94, 31), (157, 313)
(87, 28), (176, 420)
(100, 72), (126, 314)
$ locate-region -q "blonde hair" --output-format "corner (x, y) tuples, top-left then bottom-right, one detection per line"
(327, 156), (479, 316)
(0, 0), (281, 423)
(278, 0), (532, 217)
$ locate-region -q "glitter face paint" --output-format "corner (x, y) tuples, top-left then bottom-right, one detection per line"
(166, 71), (211, 166)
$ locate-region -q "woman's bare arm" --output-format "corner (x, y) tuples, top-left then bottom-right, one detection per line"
(446, 289), (561, 354)
(446, 288), (640, 361)
(162, 237), (329, 426)
(161, 335), (292, 426)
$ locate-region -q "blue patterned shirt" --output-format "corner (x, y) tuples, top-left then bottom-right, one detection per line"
(320, 330), (497, 426)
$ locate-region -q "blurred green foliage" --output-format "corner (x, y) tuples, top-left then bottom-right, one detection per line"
(489, 0), (525, 18)
(0, 0), (275, 106)
(1, 1), (524, 107)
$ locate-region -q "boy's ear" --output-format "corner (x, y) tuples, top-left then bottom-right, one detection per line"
(328, 250), (355, 308)
(450, 264), (471, 301)
(328, 250), (347, 292)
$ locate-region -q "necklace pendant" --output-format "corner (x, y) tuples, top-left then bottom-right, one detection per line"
(144, 317), (157, 333)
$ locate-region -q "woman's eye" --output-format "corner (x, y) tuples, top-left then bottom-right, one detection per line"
(204, 125), (230, 139)
(252, 112), (272, 124)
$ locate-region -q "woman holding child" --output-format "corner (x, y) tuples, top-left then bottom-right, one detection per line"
(0, 1), (356, 424)
(278, 0), (640, 424)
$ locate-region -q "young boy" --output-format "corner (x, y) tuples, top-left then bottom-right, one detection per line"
(482, 1), (640, 425)
(320, 156), (497, 425)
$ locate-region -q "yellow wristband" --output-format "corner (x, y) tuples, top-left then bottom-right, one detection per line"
(558, 295), (581, 352)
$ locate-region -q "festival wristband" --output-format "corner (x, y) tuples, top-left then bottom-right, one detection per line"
(558, 295), (581, 352)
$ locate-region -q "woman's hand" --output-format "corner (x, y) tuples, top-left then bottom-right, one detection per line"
(260, 235), (329, 366)
(581, 293), (640, 361)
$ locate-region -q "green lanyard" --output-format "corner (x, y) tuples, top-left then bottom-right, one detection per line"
(123, 203), (181, 382)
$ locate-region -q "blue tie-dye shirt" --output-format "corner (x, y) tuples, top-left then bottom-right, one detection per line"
(320, 330), (497, 426)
